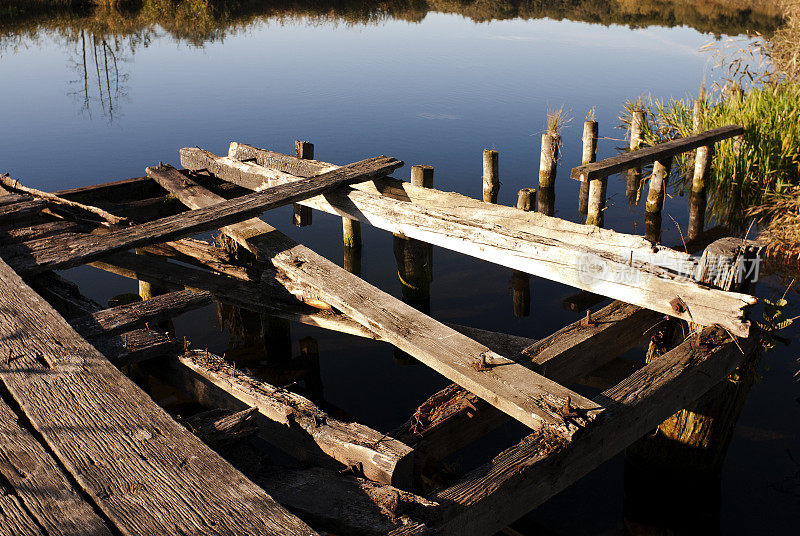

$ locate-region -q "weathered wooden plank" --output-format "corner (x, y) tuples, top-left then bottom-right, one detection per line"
(570, 125), (743, 180)
(0, 219), (84, 246)
(161, 350), (415, 488)
(429, 328), (758, 535)
(189, 146), (756, 336)
(54, 175), (162, 202)
(0, 398), (113, 535)
(87, 250), (379, 338)
(70, 289), (212, 338)
(151, 166), (601, 435)
(88, 328), (177, 366)
(0, 193), (32, 207)
(256, 467), (436, 536)
(0, 257), (318, 536)
(2, 156), (401, 275)
(223, 143), (694, 257)
(394, 301), (660, 460)
(525, 301), (662, 382)
(0, 199), (45, 224)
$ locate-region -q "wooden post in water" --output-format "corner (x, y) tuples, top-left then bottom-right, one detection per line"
(626, 110), (646, 204)
(393, 165), (435, 364)
(538, 133), (558, 216)
(644, 157), (672, 243)
(688, 99), (712, 241)
(298, 336), (323, 401)
(583, 121), (605, 226)
(579, 119), (598, 216)
(394, 165), (434, 311)
(626, 238), (762, 534)
(512, 188), (535, 317)
(482, 150), (500, 203)
(136, 249), (169, 301)
(293, 140), (314, 227)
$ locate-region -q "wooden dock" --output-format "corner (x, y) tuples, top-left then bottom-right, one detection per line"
(0, 123), (762, 535)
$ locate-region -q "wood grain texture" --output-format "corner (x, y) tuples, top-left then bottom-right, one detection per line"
(430, 329), (757, 535)
(0, 398), (113, 535)
(0, 257), (317, 536)
(150, 166), (601, 435)
(570, 125), (743, 180)
(192, 146), (756, 336)
(2, 157), (401, 275)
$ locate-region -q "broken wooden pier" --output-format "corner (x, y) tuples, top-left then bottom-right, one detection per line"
(0, 125), (761, 535)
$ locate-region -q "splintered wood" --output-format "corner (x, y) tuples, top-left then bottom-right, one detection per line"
(0, 136), (764, 536)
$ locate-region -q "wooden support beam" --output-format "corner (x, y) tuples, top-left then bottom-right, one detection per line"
(149, 166), (601, 435)
(394, 300), (661, 461)
(160, 350), (415, 488)
(570, 125), (743, 180)
(0, 257), (318, 536)
(69, 289), (212, 338)
(183, 146), (756, 337)
(2, 156), (402, 276)
(429, 328), (758, 535)
(524, 301), (662, 382)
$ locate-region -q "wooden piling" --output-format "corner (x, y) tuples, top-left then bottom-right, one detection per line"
(579, 120), (598, 216)
(516, 188), (536, 212)
(292, 140), (314, 227)
(394, 165), (434, 309)
(538, 133), (558, 216)
(298, 336), (323, 400)
(688, 99), (711, 241)
(482, 150), (500, 203)
(644, 158), (672, 243)
(626, 110), (646, 204)
(512, 188), (535, 317)
(136, 248), (168, 301)
(626, 239), (762, 532)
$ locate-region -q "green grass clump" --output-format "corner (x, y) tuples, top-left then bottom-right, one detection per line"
(621, 81), (800, 227)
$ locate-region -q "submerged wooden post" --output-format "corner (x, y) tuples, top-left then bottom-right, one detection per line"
(482, 150), (500, 203)
(579, 119), (598, 216)
(136, 249), (169, 301)
(298, 336), (323, 401)
(626, 110), (646, 204)
(293, 140), (314, 227)
(394, 165), (434, 310)
(583, 122), (605, 226)
(394, 165), (435, 364)
(644, 157), (672, 243)
(626, 238), (762, 534)
(512, 188), (535, 317)
(688, 99), (712, 241)
(538, 133), (558, 216)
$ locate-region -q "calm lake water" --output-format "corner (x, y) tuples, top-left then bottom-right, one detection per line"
(1, 3), (798, 534)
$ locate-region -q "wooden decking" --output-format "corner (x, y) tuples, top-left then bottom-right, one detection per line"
(0, 130), (761, 535)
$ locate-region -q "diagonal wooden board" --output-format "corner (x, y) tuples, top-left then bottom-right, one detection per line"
(0, 257), (318, 536)
(569, 125), (744, 180)
(148, 165), (602, 435)
(181, 146), (755, 337)
(3, 156), (401, 275)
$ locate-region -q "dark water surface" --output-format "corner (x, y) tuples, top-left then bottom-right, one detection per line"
(1, 4), (798, 534)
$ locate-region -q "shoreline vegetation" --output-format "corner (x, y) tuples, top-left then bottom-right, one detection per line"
(0, 0), (786, 46)
(622, 0), (799, 271)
